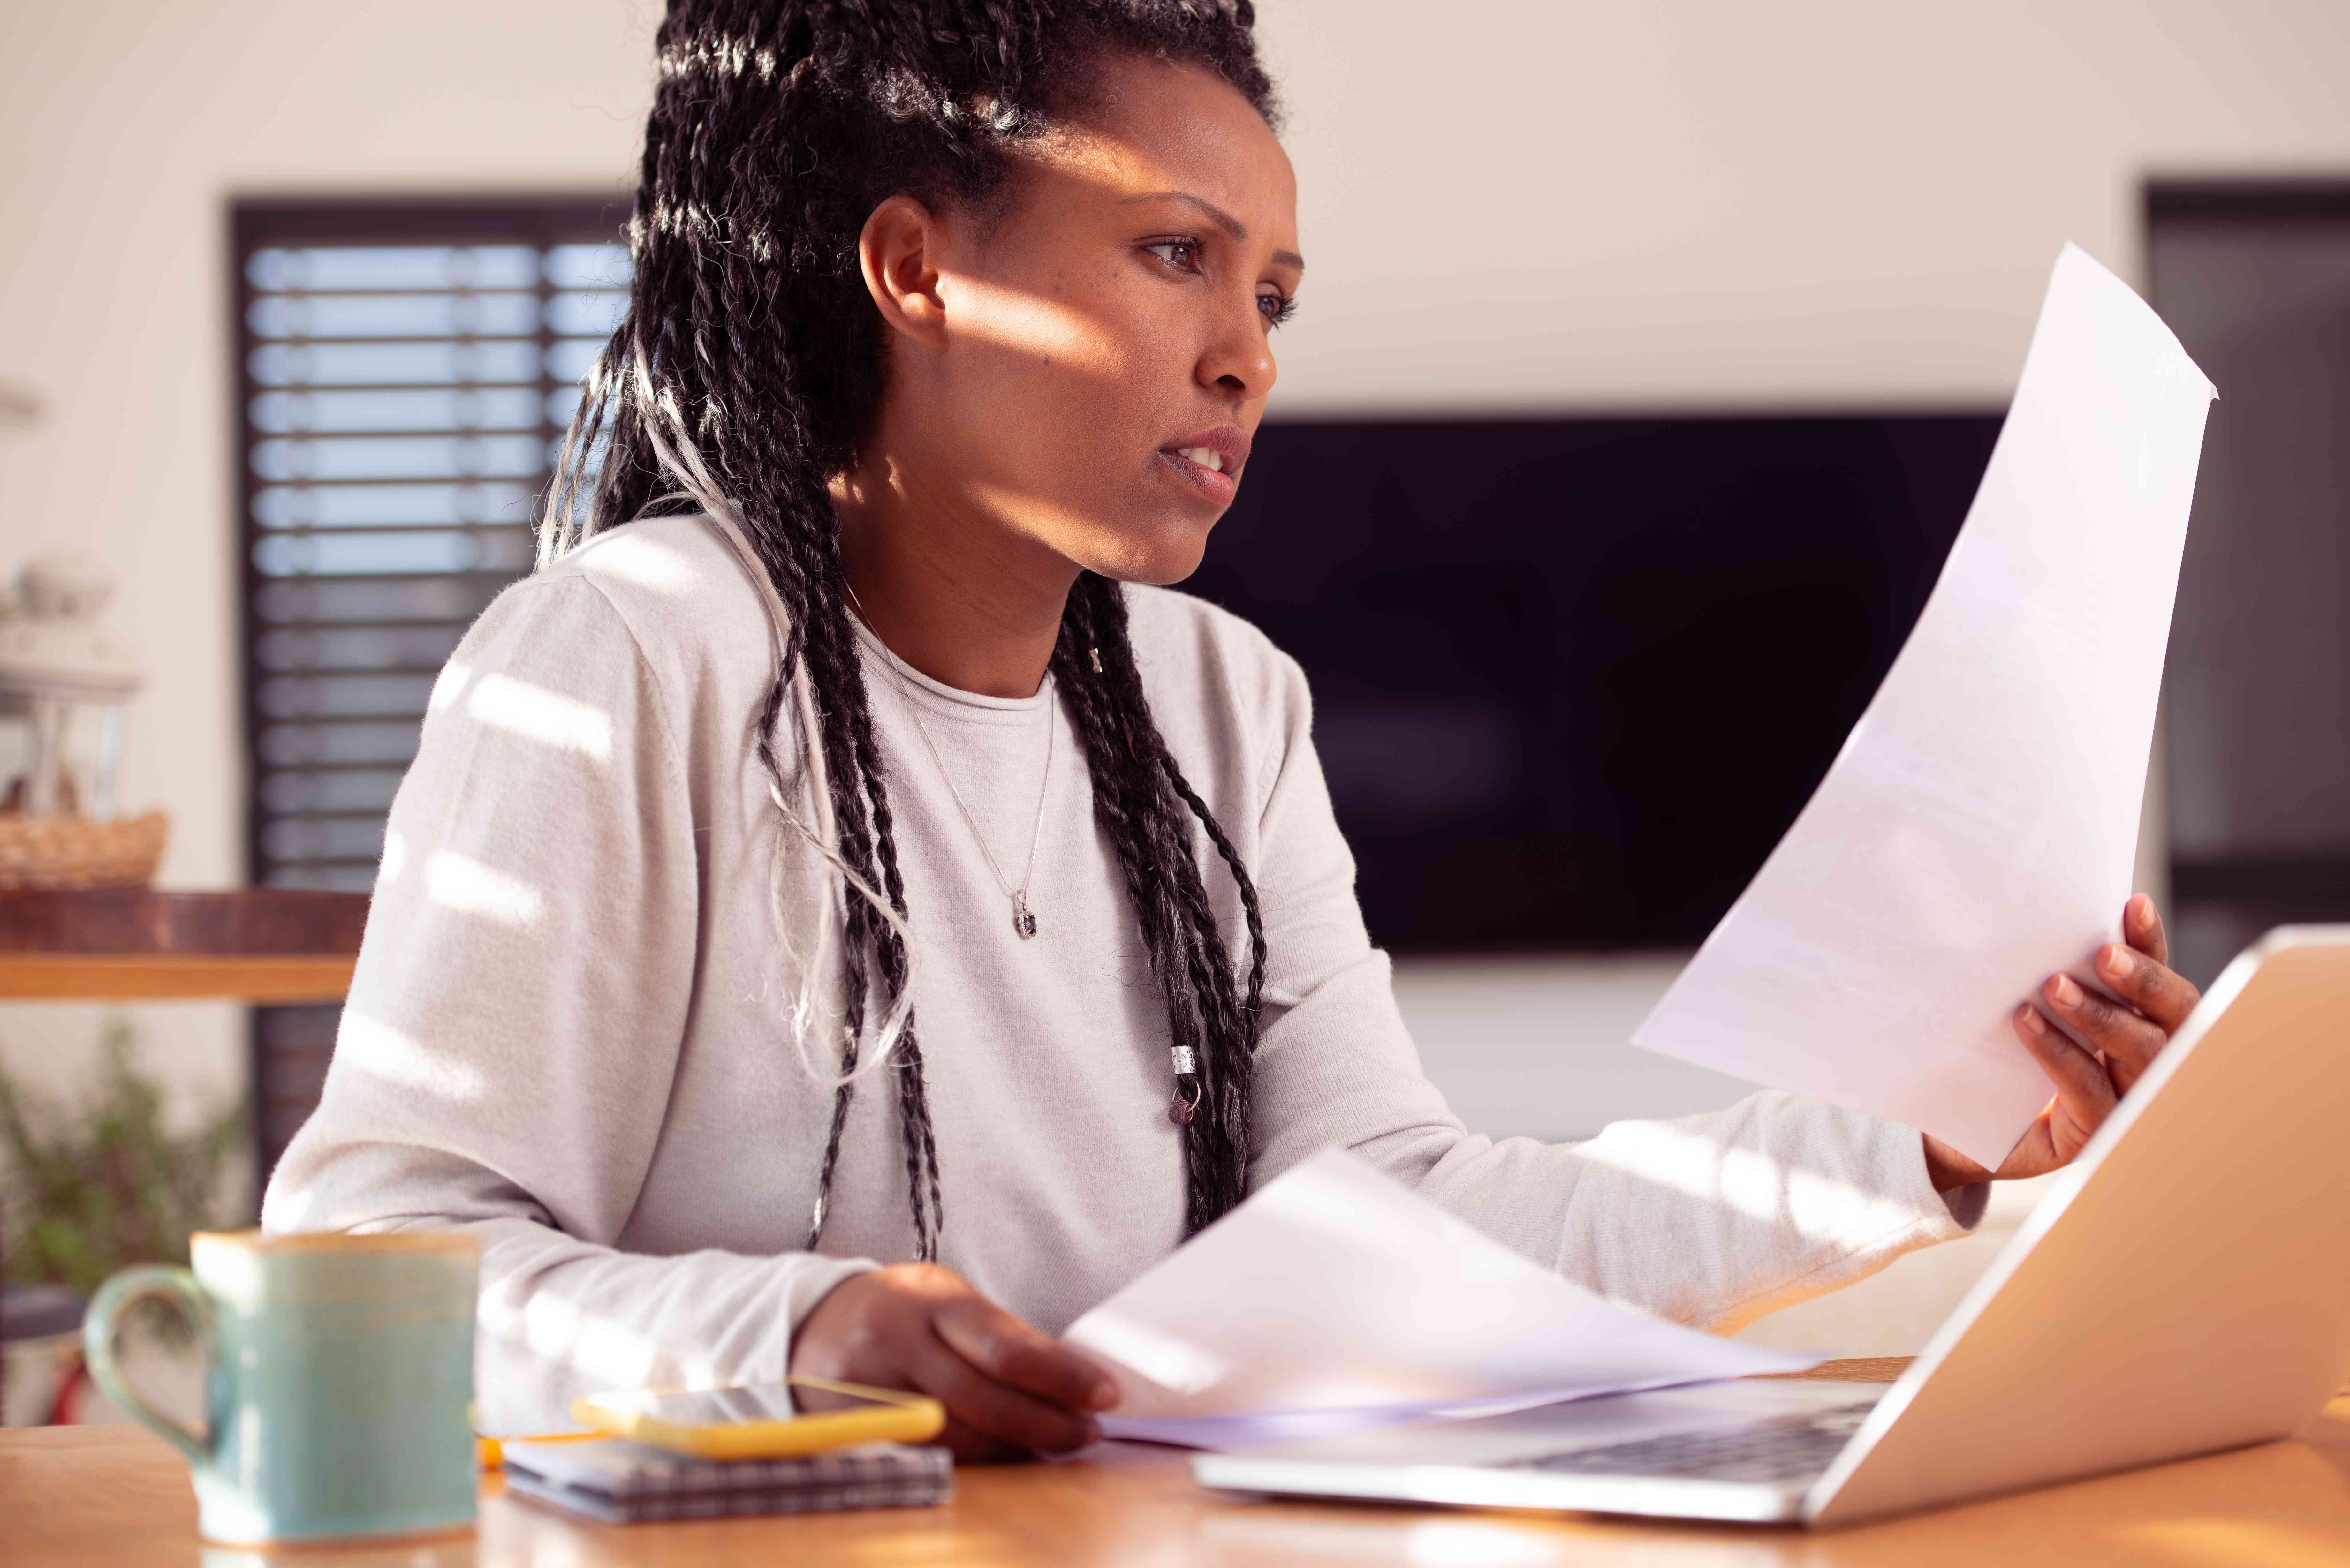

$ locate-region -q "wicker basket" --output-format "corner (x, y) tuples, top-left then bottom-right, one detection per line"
(0, 811), (169, 890)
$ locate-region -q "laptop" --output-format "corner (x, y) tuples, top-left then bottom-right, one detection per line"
(1194, 925), (2350, 1527)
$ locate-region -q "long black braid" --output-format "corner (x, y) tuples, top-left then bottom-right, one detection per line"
(542, 1), (1279, 1258)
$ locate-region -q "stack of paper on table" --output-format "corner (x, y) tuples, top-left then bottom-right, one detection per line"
(1063, 1148), (1816, 1450)
(1633, 243), (2217, 1170)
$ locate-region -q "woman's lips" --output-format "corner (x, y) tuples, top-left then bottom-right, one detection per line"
(1157, 425), (1250, 507)
(1159, 446), (1239, 505)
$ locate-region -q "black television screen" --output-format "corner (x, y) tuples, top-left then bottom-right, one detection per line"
(1184, 413), (2003, 953)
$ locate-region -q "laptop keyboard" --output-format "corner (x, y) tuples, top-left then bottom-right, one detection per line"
(1512, 1400), (1878, 1486)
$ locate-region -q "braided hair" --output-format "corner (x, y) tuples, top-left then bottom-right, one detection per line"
(542, 1), (1279, 1259)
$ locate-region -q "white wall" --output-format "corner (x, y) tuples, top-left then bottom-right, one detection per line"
(0, 0), (664, 1128)
(1262, 0), (2350, 410)
(2, 1), (2346, 1223)
(1, 0), (663, 897)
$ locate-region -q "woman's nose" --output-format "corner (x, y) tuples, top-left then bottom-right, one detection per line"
(1197, 294), (1277, 401)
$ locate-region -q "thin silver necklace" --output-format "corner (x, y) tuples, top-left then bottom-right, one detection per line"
(847, 587), (1053, 940)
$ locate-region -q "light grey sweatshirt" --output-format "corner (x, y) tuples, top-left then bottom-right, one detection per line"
(262, 512), (1979, 1434)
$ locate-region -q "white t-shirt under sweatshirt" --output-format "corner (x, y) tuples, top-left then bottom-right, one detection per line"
(262, 511), (1982, 1433)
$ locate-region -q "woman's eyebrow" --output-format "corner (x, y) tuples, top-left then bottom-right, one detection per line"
(1119, 189), (1305, 272)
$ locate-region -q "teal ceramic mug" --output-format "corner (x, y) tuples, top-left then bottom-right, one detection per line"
(82, 1228), (479, 1548)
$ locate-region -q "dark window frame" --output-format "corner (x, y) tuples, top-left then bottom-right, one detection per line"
(227, 193), (627, 1187)
(2144, 178), (2350, 943)
(2147, 178), (2350, 224)
(229, 194), (625, 887)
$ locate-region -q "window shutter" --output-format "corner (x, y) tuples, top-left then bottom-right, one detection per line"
(232, 198), (628, 1175)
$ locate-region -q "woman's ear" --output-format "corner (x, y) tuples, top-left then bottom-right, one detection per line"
(858, 195), (950, 352)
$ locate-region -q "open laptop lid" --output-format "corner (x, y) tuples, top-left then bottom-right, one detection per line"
(1809, 926), (2350, 1526)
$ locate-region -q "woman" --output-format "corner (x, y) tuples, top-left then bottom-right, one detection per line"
(264, 0), (2203, 1457)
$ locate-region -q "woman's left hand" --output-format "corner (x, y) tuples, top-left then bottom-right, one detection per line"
(1922, 893), (2202, 1189)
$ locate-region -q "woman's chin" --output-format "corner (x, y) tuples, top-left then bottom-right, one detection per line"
(1075, 511), (1220, 588)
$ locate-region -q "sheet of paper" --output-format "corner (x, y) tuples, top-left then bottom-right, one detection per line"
(1632, 243), (2216, 1168)
(1063, 1148), (1816, 1450)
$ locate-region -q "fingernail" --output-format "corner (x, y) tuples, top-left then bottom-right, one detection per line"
(2051, 975), (2082, 1008)
(2101, 945), (2134, 981)
(2130, 893), (2155, 929)
(2017, 1004), (2046, 1036)
(1090, 1381), (1119, 1411)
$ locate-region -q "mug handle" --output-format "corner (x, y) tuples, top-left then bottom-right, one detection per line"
(82, 1265), (215, 1467)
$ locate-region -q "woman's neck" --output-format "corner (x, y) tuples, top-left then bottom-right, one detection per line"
(831, 458), (1078, 700)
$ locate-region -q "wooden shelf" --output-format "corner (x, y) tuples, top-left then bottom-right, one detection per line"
(0, 890), (367, 1003)
(0, 953), (358, 1003)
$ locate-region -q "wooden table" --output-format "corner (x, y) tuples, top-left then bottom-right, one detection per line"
(0, 889), (367, 1002)
(11, 1361), (2350, 1565)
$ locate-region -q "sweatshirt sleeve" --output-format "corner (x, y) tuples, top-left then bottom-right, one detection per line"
(1235, 646), (1983, 1334)
(260, 575), (874, 1433)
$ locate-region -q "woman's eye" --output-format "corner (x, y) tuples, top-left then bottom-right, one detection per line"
(1144, 239), (1293, 329)
(1146, 238), (1204, 271)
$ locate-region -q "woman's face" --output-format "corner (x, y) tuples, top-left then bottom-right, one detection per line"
(856, 56), (1300, 587)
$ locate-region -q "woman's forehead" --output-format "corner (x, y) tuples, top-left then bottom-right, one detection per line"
(1027, 60), (1297, 241)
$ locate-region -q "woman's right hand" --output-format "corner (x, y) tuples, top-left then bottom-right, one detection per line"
(788, 1263), (1119, 1460)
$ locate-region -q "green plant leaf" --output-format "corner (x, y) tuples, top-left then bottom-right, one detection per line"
(0, 1015), (248, 1353)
